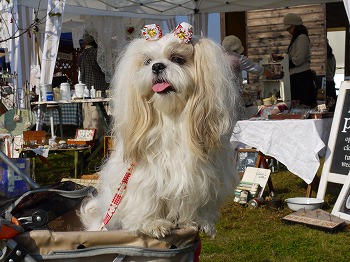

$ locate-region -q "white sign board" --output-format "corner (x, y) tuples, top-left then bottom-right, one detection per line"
(242, 167), (271, 196)
(317, 81), (350, 199)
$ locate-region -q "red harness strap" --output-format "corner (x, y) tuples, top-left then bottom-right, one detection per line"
(99, 163), (134, 230)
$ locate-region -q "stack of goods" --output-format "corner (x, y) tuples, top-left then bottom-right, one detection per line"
(233, 181), (262, 204)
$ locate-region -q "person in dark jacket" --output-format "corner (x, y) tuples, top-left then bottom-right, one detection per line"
(79, 32), (108, 92)
(326, 41), (337, 111)
(282, 13), (317, 107)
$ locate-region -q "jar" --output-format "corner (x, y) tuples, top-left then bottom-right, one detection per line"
(60, 82), (71, 100)
(74, 82), (85, 98)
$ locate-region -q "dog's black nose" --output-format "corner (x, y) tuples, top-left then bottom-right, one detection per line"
(152, 63), (166, 74)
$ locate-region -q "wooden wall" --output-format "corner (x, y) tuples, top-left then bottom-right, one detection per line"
(224, 4), (327, 83)
(246, 4), (326, 81)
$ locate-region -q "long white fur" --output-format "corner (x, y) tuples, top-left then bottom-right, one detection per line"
(79, 32), (241, 238)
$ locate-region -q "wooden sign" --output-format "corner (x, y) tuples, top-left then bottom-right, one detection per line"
(317, 81), (350, 199)
(283, 208), (345, 231)
(241, 167), (271, 197)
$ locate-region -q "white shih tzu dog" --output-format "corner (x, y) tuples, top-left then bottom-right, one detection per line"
(80, 23), (241, 238)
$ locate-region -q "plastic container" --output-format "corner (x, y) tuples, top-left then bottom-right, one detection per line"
(46, 91), (54, 101)
(39, 84), (52, 101)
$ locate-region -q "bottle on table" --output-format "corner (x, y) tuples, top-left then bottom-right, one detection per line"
(83, 85), (90, 99)
(90, 86), (96, 98)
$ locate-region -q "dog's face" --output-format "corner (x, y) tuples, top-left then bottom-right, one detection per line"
(113, 29), (239, 162)
(128, 34), (197, 115)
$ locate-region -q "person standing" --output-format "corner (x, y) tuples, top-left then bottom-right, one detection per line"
(222, 35), (273, 85)
(222, 35), (273, 119)
(326, 41), (337, 111)
(79, 32), (109, 138)
(282, 13), (317, 107)
(79, 32), (108, 92)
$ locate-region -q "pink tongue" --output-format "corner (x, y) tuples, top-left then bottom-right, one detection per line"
(152, 82), (170, 92)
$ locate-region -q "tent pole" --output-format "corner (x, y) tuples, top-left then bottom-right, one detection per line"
(35, 35), (41, 70)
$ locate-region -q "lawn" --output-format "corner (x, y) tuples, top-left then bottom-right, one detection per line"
(33, 155), (350, 261)
(199, 162), (350, 262)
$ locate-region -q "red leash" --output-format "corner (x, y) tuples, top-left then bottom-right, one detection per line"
(98, 162), (201, 260)
(99, 163), (134, 230)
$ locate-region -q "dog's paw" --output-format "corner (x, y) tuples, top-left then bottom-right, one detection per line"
(177, 221), (199, 231)
(141, 219), (176, 238)
(177, 221), (216, 237)
(79, 197), (103, 231)
(199, 223), (217, 237)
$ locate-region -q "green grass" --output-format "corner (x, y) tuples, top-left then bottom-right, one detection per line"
(199, 162), (350, 262)
(200, 201), (350, 261)
(33, 150), (104, 185)
(33, 157), (350, 261)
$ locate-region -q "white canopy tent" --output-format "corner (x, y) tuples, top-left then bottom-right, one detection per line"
(344, 0), (350, 20)
(0, 0), (346, 108)
(10, 0), (344, 16)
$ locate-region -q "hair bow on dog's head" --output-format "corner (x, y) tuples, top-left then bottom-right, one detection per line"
(142, 24), (163, 41)
(173, 22), (193, 43)
(141, 22), (193, 43)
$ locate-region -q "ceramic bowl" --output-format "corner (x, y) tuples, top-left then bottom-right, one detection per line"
(285, 197), (324, 211)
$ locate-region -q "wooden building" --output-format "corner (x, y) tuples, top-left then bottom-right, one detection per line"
(222, 2), (349, 84)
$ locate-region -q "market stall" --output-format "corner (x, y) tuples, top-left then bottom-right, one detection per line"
(0, 0), (344, 99)
(0, 0), (348, 179)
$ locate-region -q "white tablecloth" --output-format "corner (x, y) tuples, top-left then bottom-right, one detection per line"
(231, 118), (333, 184)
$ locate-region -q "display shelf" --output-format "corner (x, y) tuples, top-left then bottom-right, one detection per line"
(260, 55), (290, 103)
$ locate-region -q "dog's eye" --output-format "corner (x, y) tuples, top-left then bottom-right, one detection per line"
(144, 59), (152, 65)
(171, 56), (186, 65)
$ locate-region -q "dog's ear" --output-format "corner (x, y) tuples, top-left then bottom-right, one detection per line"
(110, 39), (156, 163)
(187, 37), (240, 159)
